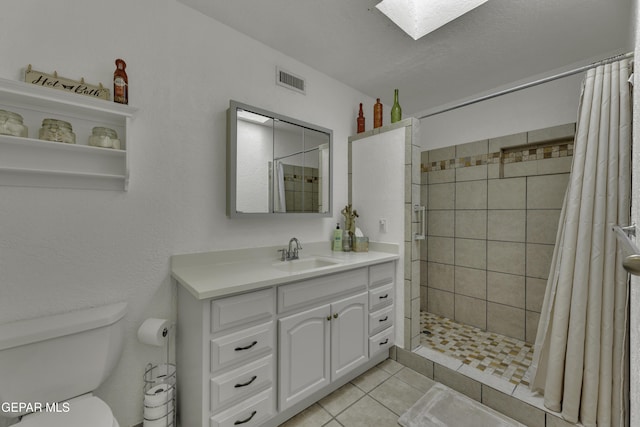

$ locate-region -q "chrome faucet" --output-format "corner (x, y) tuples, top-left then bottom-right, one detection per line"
(279, 237), (303, 261)
(289, 237), (302, 258)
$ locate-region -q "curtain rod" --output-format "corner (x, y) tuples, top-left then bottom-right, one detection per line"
(274, 146), (320, 162)
(418, 51), (634, 120)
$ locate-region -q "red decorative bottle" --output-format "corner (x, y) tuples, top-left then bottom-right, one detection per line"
(373, 98), (383, 128)
(113, 59), (128, 104)
(357, 103), (365, 133)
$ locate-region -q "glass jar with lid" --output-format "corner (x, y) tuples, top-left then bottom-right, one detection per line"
(39, 119), (76, 144)
(0, 109), (28, 137)
(89, 126), (120, 149)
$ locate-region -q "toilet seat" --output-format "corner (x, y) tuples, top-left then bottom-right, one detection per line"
(15, 395), (118, 427)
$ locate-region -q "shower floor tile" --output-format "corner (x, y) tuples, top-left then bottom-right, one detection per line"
(420, 311), (534, 387)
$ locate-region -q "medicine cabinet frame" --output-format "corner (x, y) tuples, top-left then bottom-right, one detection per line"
(227, 100), (333, 218)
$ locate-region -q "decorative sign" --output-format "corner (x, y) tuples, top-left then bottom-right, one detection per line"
(24, 64), (110, 100)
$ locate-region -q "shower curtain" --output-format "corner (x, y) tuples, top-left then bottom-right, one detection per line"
(529, 59), (631, 427)
(318, 143), (329, 212)
(276, 161), (286, 212)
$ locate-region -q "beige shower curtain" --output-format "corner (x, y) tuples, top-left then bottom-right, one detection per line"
(529, 59), (631, 427)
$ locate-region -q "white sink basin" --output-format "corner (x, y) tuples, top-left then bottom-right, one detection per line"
(273, 256), (343, 273)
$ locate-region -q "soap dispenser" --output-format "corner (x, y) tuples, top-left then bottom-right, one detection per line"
(342, 228), (352, 252)
(332, 223), (343, 251)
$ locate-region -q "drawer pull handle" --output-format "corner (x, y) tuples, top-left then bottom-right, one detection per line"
(234, 410), (257, 425)
(235, 341), (258, 351)
(234, 375), (257, 388)
(379, 338), (389, 345)
(379, 294), (389, 299)
(333, 313), (339, 319)
(327, 316), (331, 321)
(379, 316), (388, 322)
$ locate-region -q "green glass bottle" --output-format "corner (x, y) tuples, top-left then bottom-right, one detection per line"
(391, 89), (402, 123)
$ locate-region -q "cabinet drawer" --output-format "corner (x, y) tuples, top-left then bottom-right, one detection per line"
(369, 283), (394, 312)
(211, 322), (274, 372)
(278, 268), (367, 313)
(210, 355), (273, 412)
(369, 327), (394, 356)
(210, 388), (274, 427)
(369, 304), (394, 336)
(369, 262), (394, 288)
(211, 288), (275, 333)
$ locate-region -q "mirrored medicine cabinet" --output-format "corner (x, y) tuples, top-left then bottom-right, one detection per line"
(227, 100), (333, 217)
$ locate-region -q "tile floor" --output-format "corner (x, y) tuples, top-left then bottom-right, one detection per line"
(420, 311), (534, 386)
(279, 313), (572, 427)
(279, 359), (432, 427)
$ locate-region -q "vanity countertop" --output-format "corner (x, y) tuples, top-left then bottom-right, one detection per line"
(171, 242), (399, 300)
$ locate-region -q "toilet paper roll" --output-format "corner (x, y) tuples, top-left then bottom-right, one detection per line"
(144, 399), (174, 421)
(137, 318), (170, 347)
(143, 414), (174, 427)
(144, 383), (174, 407)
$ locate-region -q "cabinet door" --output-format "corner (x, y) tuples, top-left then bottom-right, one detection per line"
(331, 292), (368, 381)
(278, 304), (331, 411)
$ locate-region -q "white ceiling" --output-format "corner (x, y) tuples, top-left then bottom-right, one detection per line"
(179, 0), (632, 116)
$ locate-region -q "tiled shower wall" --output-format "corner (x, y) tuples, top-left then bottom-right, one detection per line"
(282, 164), (320, 212)
(420, 123), (575, 343)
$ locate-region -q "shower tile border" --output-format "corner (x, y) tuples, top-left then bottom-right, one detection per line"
(421, 124), (576, 174)
(422, 143), (574, 173)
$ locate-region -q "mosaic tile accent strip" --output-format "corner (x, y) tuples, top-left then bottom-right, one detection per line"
(502, 141), (574, 164)
(421, 140), (574, 173)
(420, 311), (533, 386)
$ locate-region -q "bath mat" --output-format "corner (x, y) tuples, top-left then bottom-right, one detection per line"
(398, 383), (526, 427)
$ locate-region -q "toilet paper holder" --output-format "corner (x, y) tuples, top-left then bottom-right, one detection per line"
(143, 363), (176, 427)
(138, 318), (176, 427)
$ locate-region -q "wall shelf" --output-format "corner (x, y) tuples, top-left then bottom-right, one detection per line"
(0, 77), (137, 191)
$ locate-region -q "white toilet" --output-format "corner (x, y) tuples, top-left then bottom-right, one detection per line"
(0, 302), (127, 427)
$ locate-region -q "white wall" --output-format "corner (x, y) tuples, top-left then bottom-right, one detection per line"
(419, 74), (584, 149)
(352, 129), (405, 245)
(351, 128), (406, 346)
(0, 1), (374, 426)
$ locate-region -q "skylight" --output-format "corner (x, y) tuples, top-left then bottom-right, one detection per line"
(376, 0), (489, 40)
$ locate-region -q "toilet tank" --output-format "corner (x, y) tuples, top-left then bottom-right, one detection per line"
(0, 302), (127, 415)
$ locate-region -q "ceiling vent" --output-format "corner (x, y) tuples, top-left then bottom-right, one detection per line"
(276, 67), (306, 94)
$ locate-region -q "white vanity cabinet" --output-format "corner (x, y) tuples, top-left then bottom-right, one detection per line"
(176, 258), (396, 427)
(278, 277), (368, 411)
